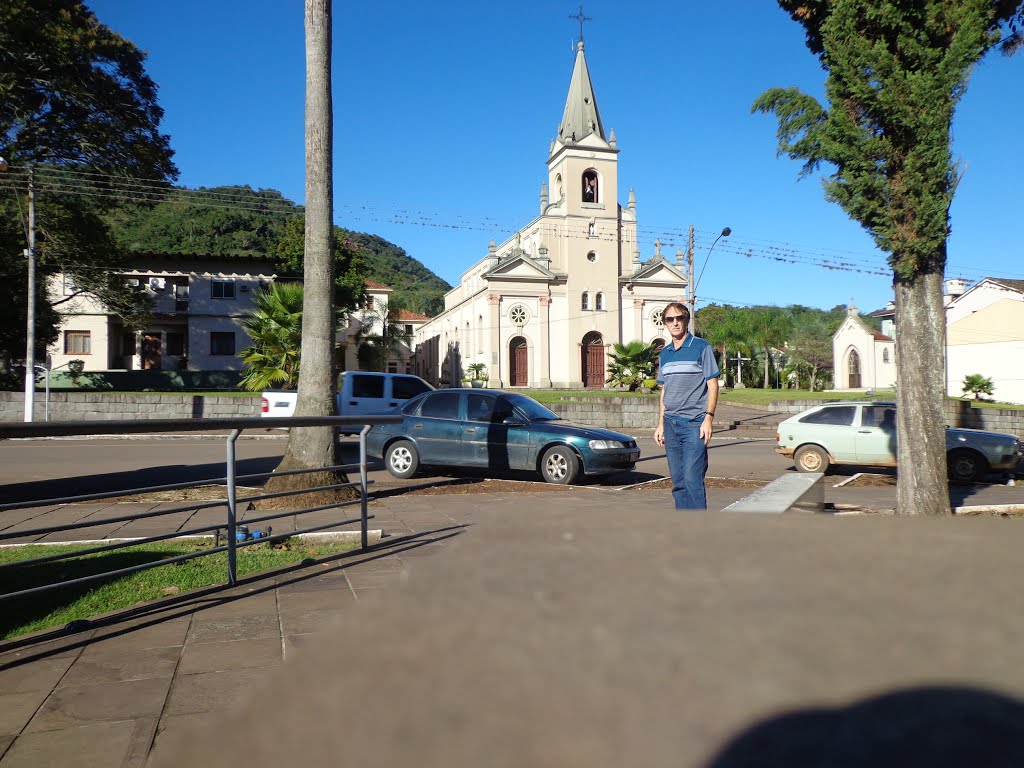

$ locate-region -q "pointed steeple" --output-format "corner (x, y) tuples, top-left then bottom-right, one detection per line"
(556, 40), (605, 146)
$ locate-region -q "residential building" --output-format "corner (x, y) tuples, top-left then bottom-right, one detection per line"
(47, 253), (276, 374)
(831, 277), (1024, 404)
(410, 38), (686, 388)
(337, 281), (431, 374)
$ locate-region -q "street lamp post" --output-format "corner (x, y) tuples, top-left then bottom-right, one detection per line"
(0, 157), (38, 421)
(690, 226), (732, 335)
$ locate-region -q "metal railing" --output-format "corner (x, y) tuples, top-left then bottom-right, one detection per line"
(0, 415), (400, 608)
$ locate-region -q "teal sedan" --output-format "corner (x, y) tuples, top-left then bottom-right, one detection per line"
(366, 389), (639, 484)
(775, 401), (1022, 483)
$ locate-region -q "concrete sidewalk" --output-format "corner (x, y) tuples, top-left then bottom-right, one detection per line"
(3, 484), (1024, 766)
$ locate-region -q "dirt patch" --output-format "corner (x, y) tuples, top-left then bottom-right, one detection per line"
(834, 473), (897, 488)
(105, 485), (261, 502)
(625, 476), (770, 492)
(376, 478), (577, 496)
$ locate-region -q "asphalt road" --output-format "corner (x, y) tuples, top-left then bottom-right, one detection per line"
(1, 432), (1022, 511)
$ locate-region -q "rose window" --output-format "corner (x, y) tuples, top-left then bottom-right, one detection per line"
(509, 305), (528, 325)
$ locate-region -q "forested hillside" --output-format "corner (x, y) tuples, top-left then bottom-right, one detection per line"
(108, 185), (450, 316)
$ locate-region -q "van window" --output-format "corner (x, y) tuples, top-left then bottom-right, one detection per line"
(420, 392), (460, 419)
(350, 374), (385, 399)
(393, 376), (432, 400)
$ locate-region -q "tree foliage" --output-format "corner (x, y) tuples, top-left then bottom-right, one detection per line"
(239, 282), (305, 391)
(962, 373), (995, 400)
(752, 0), (1022, 516)
(606, 340), (660, 392)
(355, 294), (413, 372)
(0, 0), (177, 380)
(0, 0), (176, 176)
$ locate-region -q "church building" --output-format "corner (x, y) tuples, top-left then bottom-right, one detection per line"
(411, 37), (687, 388)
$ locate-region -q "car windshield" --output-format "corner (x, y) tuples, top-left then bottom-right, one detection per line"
(502, 394), (560, 422)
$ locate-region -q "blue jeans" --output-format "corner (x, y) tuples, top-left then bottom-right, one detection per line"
(663, 414), (709, 510)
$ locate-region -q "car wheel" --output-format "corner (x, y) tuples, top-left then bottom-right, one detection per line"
(794, 444), (830, 474)
(385, 440), (419, 479)
(947, 448), (987, 484)
(540, 445), (579, 485)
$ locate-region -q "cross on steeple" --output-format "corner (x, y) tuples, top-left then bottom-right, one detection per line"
(569, 5), (591, 41)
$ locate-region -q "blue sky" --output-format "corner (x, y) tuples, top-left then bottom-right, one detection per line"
(88, 0), (1023, 313)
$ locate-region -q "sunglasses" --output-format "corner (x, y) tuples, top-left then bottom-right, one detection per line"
(662, 314), (686, 324)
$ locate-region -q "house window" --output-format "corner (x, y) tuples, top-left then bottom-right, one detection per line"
(405, 324), (414, 336)
(581, 292), (590, 311)
(883, 348), (890, 364)
(63, 275), (81, 296)
(166, 332), (186, 357)
(362, 296), (374, 310)
(210, 331), (235, 356)
(587, 251), (598, 263)
(596, 292), (604, 311)
(211, 279), (235, 299)
(582, 170), (598, 203)
(64, 330), (91, 355)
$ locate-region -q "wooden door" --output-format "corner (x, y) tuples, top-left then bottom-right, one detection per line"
(141, 334), (162, 370)
(509, 338), (528, 386)
(848, 349), (861, 389)
(582, 333), (605, 388)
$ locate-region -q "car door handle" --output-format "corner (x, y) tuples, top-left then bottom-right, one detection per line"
(389, 402), (398, 407)
(464, 427), (477, 433)
(858, 429), (872, 433)
(349, 401), (358, 406)
(413, 424), (423, 429)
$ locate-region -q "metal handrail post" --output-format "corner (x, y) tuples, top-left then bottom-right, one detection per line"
(359, 425), (370, 549)
(226, 428), (242, 584)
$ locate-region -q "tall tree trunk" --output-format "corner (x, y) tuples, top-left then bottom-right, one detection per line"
(894, 266), (951, 516)
(264, 0), (349, 504)
(763, 350), (770, 389)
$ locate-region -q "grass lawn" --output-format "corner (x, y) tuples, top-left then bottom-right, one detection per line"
(718, 388), (895, 406)
(0, 537), (357, 640)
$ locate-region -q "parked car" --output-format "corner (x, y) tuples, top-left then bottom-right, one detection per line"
(261, 372), (434, 432)
(775, 401), (1022, 483)
(366, 389), (639, 484)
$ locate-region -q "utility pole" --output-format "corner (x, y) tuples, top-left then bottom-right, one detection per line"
(24, 167), (36, 422)
(686, 225), (695, 335)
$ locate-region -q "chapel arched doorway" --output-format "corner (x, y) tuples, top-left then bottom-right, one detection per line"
(509, 337), (528, 386)
(581, 332), (605, 388)
(848, 349), (862, 389)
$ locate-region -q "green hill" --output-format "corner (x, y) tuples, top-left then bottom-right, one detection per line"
(108, 185), (450, 316)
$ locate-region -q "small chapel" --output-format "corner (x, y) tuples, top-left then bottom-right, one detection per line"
(411, 35), (688, 388)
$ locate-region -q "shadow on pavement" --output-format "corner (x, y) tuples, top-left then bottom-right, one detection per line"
(0, 457), (283, 505)
(705, 685), (1024, 767)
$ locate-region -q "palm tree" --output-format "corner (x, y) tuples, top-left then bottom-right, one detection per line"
(264, 0), (349, 503)
(747, 308), (792, 389)
(238, 282), (303, 391)
(355, 294), (412, 372)
(606, 340), (659, 391)
(962, 374), (994, 400)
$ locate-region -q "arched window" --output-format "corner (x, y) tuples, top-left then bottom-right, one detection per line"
(882, 348), (890, 364)
(582, 170), (598, 203)
(581, 292), (590, 311)
(595, 292), (604, 311)
(588, 221), (596, 237)
(848, 349), (861, 388)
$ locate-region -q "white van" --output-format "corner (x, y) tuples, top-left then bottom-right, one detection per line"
(261, 372), (434, 431)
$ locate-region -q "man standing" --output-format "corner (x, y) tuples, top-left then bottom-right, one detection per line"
(654, 302), (720, 510)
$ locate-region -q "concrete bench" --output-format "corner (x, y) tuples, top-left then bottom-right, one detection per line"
(723, 473), (825, 514)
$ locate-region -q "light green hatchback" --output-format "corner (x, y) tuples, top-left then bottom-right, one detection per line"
(775, 401), (1022, 483)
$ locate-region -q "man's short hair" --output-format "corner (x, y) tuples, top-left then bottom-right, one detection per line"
(663, 302), (689, 321)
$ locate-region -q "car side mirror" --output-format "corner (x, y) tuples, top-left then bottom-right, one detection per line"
(502, 416), (525, 427)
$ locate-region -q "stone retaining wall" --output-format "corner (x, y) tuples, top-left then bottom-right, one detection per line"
(0, 391), (261, 422)
(548, 397), (660, 430)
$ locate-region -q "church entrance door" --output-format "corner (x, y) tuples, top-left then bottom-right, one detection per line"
(509, 337), (528, 386)
(848, 349), (861, 388)
(581, 332), (605, 388)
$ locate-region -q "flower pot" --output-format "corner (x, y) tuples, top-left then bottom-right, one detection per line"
(471, 379), (484, 388)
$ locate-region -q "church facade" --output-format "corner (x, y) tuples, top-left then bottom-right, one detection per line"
(411, 39), (687, 389)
